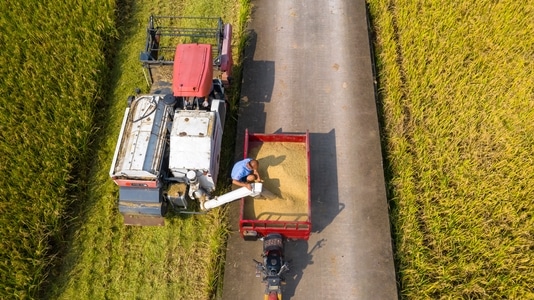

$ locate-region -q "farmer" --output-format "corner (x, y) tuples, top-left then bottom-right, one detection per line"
(231, 158), (261, 190)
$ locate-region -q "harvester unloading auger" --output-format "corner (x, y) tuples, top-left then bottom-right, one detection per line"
(109, 15), (264, 226)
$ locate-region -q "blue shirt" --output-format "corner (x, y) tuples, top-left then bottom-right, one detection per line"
(231, 158), (253, 181)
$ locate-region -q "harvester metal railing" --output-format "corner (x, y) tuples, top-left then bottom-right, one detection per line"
(141, 15), (224, 67)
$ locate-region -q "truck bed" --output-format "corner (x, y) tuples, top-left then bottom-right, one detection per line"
(239, 130), (311, 240)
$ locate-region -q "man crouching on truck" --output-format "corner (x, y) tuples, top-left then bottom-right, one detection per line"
(231, 158), (261, 190)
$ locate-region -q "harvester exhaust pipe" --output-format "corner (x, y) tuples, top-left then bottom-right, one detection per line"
(202, 183), (263, 210)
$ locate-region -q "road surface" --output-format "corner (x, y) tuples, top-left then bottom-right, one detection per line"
(222, 1), (398, 299)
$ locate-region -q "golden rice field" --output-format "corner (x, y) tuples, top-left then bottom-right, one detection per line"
(368, 0), (534, 298)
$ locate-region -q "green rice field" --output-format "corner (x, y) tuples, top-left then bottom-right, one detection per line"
(1, 0), (533, 299)
(0, 0), (116, 298)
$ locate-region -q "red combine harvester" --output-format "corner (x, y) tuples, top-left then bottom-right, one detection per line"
(109, 16), (265, 226)
(240, 130), (312, 300)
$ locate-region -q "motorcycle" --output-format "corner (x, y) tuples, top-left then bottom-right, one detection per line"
(253, 233), (290, 300)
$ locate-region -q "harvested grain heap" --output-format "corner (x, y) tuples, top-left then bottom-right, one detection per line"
(167, 182), (186, 196)
(244, 142), (308, 221)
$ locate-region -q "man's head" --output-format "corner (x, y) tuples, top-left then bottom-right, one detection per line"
(247, 159), (259, 170)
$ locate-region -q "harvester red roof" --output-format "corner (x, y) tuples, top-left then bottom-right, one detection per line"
(173, 44), (213, 97)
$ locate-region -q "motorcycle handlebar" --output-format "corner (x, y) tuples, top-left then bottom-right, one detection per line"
(277, 262), (289, 276)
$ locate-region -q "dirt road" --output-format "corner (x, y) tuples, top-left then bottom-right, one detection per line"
(222, 1), (398, 299)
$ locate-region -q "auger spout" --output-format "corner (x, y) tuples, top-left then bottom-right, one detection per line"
(202, 183), (263, 210)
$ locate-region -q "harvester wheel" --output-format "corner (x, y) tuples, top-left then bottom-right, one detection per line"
(161, 200), (168, 217)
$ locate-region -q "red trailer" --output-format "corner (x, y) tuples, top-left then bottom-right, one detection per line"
(239, 130), (311, 241)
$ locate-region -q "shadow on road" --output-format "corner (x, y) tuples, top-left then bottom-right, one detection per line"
(309, 130), (343, 233)
(256, 130), (342, 299)
(283, 238), (326, 299)
(234, 29), (275, 159)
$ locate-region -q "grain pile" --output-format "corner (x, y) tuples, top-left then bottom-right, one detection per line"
(167, 182), (187, 197)
(243, 142), (309, 221)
